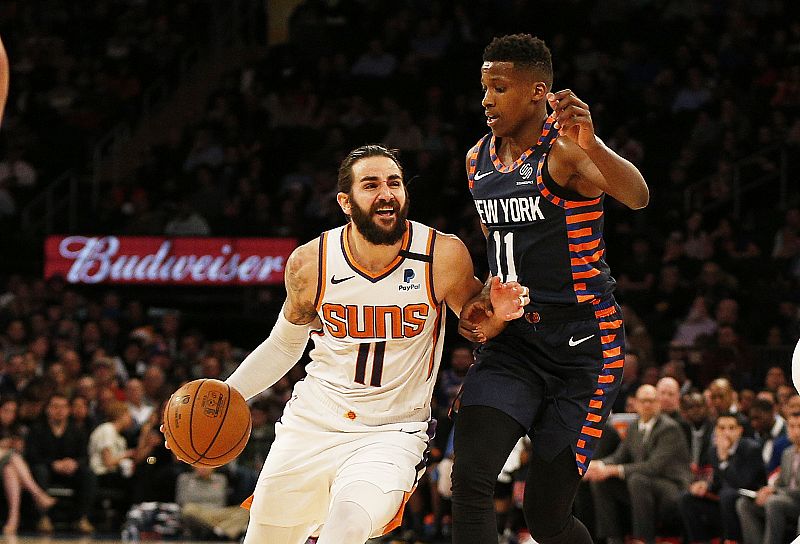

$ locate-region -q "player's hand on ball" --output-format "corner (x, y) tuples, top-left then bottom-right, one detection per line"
(160, 424), (170, 450)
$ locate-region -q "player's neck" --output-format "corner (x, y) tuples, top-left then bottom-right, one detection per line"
(498, 110), (549, 161)
(347, 225), (403, 273)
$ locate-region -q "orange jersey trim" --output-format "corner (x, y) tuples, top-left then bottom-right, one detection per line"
(425, 228), (437, 307)
(564, 197), (602, 208)
(314, 232), (328, 312)
(342, 222), (411, 280)
(382, 489), (414, 535)
(566, 211), (604, 224)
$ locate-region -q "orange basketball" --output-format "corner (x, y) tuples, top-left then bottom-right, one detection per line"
(163, 379), (251, 468)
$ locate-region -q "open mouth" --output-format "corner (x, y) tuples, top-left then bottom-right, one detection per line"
(486, 113), (498, 126)
(373, 205), (397, 219)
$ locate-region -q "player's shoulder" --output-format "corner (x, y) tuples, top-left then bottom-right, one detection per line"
(431, 230), (470, 262)
(286, 237), (321, 279)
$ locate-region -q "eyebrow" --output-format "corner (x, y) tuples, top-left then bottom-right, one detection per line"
(359, 174), (402, 182)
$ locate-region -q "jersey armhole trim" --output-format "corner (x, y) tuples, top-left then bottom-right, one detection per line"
(313, 232), (328, 311)
(467, 135), (488, 189)
(425, 229), (438, 307)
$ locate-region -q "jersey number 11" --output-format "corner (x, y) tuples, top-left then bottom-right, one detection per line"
(493, 231), (518, 282)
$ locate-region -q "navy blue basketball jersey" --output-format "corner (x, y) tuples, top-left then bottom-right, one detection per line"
(467, 113), (615, 305)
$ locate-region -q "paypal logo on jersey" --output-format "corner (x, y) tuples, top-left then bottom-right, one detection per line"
(399, 268), (421, 291)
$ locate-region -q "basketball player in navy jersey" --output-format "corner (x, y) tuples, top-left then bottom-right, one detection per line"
(451, 34), (649, 544)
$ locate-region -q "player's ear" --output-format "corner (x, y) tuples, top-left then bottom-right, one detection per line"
(337, 192), (351, 216)
(532, 81), (548, 102)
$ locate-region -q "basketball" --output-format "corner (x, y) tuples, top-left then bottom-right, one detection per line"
(163, 379), (252, 468)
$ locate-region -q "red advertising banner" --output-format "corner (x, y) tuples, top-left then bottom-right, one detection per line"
(45, 236), (297, 286)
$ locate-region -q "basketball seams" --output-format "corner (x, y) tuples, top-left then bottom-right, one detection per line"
(164, 389), (202, 464)
(197, 382), (234, 461)
(188, 378), (208, 458)
(204, 418), (252, 460)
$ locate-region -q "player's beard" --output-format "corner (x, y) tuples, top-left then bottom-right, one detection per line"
(350, 196), (409, 245)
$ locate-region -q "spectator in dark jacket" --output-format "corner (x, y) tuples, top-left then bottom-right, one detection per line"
(680, 412), (767, 543)
(736, 411), (800, 544)
(748, 397), (790, 477)
(586, 385), (692, 544)
(26, 393), (96, 533)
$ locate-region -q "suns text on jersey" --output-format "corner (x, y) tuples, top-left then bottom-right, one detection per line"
(321, 303), (429, 339)
(474, 196), (544, 225)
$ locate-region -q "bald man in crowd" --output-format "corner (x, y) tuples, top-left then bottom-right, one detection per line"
(585, 385), (692, 544)
(657, 377), (691, 446)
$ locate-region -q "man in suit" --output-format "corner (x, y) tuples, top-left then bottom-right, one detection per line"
(748, 397), (789, 477)
(736, 411), (800, 544)
(681, 392), (715, 473)
(658, 377), (691, 445)
(585, 384), (692, 544)
(680, 412), (767, 544)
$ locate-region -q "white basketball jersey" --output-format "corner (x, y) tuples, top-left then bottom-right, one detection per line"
(304, 220), (446, 424)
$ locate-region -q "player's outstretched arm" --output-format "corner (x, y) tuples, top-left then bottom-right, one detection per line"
(547, 89), (649, 210)
(225, 239), (320, 400)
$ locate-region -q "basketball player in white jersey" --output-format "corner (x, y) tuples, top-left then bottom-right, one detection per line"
(220, 144), (529, 544)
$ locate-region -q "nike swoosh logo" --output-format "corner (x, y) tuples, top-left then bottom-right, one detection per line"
(331, 275), (355, 284)
(474, 170), (493, 180)
(568, 334), (595, 347)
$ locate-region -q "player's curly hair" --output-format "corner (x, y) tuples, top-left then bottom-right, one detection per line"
(483, 34), (553, 84)
(337, 144), (404, 194)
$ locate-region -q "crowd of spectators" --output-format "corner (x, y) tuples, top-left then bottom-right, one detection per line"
(0, 0), (215, 221)
(0, 0), (799, 542)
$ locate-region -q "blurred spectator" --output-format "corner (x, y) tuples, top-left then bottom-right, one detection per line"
(125, 378), (154, 429)
(0, 147), (37, 190)
(764, 366), (789, 393)
(587, 385), (691, 544)
(680, 392), (714, 470)
(176, 466), (249, 540)
(70, 395), (97, 435)
(26, 394), (95, 534)
(708, 378), (738, 418)
(131, 404), (178, 504)
(351, 39), (397, 78)
(612, 352), (642, 414)
(680, 413), (766, 544)
(164, 200), (211, 236)
(236, 400), (274, 473)
(436, 344), (473, 407)
(0, 429), (55, 535)
(748, 397), (790, 477)
(657, 377), (690, 440)
(673, 296), (717, 348)
(736, 412), (800, 544)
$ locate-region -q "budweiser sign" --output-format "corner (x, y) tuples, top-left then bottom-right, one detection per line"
(45, 236), (297, 286)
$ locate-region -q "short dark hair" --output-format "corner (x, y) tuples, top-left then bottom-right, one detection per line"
(337, 144), (403, 194)
(751, 397), (775, 413)
(483, 34), (553, 84)
(716, 411), (746, 427)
